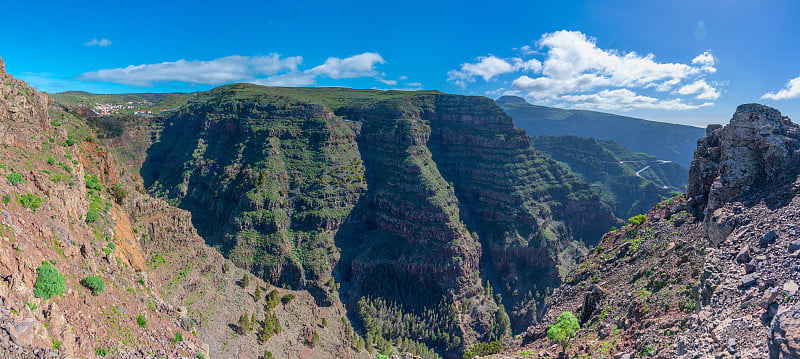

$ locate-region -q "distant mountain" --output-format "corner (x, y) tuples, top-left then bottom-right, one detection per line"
(496, 96), (706, 168)
(531, 135), (687, 219)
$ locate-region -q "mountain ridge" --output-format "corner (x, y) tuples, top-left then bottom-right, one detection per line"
(496, 95), (706, 168)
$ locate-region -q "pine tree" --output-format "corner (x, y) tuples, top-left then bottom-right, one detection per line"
(241, 273), (250, 288)
(238, 314), (251, 335)
(254, 286), (262, 301)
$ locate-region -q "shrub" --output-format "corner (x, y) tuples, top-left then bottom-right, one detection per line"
(33, 261), (65, 299)
(95, 347), (107, 356)
(463, 341), (505, 358)
(240, 273), (250, 288)
(173, 331), (183, 342)
(52, 340), (62, 350)
(80, 276), (105, 296)
(281, 293), (296, 305)
(547, 311), (580, 352)
(85, 210), (100, 223)
(18, 193), (42, 212)
(107, 184), (128, 204)
(137, 314), (147, 328)
(6, 172), (25, 185)
(47, 157), (55, 165)
(627, 214), (647, 226)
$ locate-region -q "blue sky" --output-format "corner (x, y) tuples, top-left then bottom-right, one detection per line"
(3, 0), (800, 127)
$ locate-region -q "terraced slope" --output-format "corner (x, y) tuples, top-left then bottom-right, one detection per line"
(135, 84), (619, 354)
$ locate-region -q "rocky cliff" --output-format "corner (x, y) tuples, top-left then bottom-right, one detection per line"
(0, 58), (365, 359)
(131, 84), (618, 355)
(497, 104), (800, 358)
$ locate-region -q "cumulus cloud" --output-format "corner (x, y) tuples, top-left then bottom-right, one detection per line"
(79, 52), (390, 88)
(79, 55), (302, 86)
(307, 52), (384, 79)
(84, 38), (112, 47)
(447, 55), (542, 87)
(676, 79), (720, 100)
(762, 76), (800, 100)
(561, 89), (712, 111)
(692, 51), (717, 73)
(449, 30), (722, 110)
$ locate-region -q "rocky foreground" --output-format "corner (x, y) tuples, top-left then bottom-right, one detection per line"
(493, 104), (800, 358)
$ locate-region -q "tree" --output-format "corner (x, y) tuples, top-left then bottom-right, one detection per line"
(240, 273), (250, 288)
(238, 314), (251, 335)
(547, 312), (580, 352)
(254, 286), (262, 301)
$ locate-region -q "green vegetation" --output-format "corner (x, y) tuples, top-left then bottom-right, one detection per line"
(258, 310), (281, 343)
(172, 332), (183, 342)
(547, 312), (580, 352)
(80, 276), (105, 296)
(237, 314), (253, 335)
(627, 214), (647, 226)
(463, 341), (505, 359)
(136, 314), (147, 328)
(530, 135), (687, 219)
(107, 184), (128, 204)
(33, 261), (65, 300)
(6, 172), (25, 185)
(280, 293), (295, 305)
(240, 273), (250, 288)
(18, 193), (42, 212)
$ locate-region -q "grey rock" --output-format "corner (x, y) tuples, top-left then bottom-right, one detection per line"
(768, 303), (800, 358)
(742, 273), (759, 287)
(761, 230), (778, 246)
(789, 239), (800, 252)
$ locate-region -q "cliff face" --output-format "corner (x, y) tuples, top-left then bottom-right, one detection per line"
(505, 104), (800, 359)
(136, 85), (618, 353)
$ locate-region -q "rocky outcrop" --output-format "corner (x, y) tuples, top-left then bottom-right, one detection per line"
(504, 104), (800, 358)
(688, 104), (800, 243)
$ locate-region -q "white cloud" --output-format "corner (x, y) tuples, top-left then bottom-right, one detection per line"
(762, 76), (800, 100)
(676, 79), (720, 100)
(399, 75), (408, 80)
(307, 52), (384, 79)
(447, 55), (542, 87)
(78, 52), (389, 88)
(376, 77), (397, 85)
(250, 72), (316, 87)
(79, 55), (302, 86)
(449, 30), (722, 110)
(84, 38), (112, 47)
(560, 89), (711, 111)
(692, 51), (717, 73)
(406, 82), (422, 87)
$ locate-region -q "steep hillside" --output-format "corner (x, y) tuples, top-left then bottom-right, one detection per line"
(132, 84), (618, 355)
(496, 104), (800, 358)
(496, 96), (706, 168)
(0, 57), (366, 359)
(531, 135), (687, 219)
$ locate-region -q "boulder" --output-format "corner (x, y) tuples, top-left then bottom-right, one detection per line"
(742, 273), (759, 287)
(769, 304), (800, 358)
(761, 230), (778, 247)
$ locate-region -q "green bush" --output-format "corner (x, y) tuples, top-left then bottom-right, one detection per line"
(627, 214), (647, 226)
(281, 293), (296, 305)
(6, 172), (25, 185)
(173, 331), (183, 342)
(85, 210), (100, 223)
(463, 341), (505, 358)
(547, 311), (580, 351)
(18, 193), (42, 212)
(137, 314), (147, 328)
(95, 347), (107, 356)
(107, 184), (128, 204)
(80, 276), (105, 296)
(33, 261), (65, 299)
